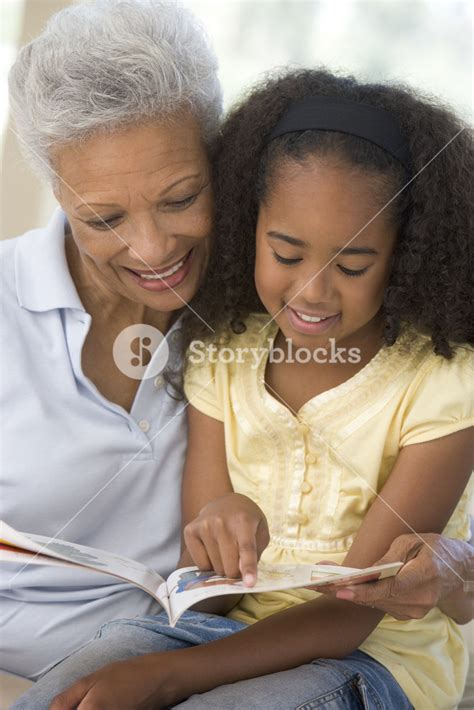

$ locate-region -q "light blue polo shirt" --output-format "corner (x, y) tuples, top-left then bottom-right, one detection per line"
(0, 209), (188, 679)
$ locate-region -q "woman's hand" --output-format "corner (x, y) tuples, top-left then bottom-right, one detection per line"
(49, 654), (175, 710)
(183, 492), (270, 585)
(318, 533), (473, 622)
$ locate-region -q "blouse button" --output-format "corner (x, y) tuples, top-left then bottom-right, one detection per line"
(305, 452), (317, 465)
(301, 481), (312, 494)
(154, 375), (165, 389)
(138, 419), (150, 432)
(291, 512), (308, 525)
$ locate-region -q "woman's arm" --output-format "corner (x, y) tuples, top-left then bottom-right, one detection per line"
(438, 514), (474, 623)
(320, 530), (473, 624)
(438, 524), (473, 623)
(51, 427), (473, 709)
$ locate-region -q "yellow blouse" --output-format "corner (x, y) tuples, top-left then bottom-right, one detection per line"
(184, 314), (473, 709)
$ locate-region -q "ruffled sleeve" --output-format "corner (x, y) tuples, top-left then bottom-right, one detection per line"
(400, 344), (474, 448)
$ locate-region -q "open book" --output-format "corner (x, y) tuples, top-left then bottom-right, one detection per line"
(0, 521), (402, 627)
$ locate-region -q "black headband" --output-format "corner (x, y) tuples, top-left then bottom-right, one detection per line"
(267, 96), (411, 170)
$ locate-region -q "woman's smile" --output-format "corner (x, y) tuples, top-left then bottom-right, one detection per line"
(123, 247), (195, 291)
(55, 118), (213, 315)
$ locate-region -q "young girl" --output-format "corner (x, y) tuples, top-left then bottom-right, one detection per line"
(18, 69), (473, 710)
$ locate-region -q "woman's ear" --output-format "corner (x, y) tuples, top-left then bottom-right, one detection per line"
(52, 178), (62, 204)
(49, 150), (64, 204)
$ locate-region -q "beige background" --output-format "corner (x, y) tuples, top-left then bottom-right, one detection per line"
(1, 0), (472, 241)
(1, 1), (69, 241)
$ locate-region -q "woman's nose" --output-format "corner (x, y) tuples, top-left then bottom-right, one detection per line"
(126, 215), (174, 268)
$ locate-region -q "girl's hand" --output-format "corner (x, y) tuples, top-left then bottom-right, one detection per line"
(183, 492), (270, 586)
(49, 654), (175, 710)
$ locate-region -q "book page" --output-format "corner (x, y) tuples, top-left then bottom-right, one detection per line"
(165, 562), (403, 626)
(0, 521), (167, 604)
(308, 562), (403, 586)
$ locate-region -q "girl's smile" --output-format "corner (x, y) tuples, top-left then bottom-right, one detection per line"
(285, 306), (341, 335)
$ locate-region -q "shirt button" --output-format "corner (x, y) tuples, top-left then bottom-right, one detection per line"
(301, 481), (312, 494)
(298, 420), (310, 433)
(171, 331), (181, 343)
(305, 452), (317, 465)
(154, 375), (165, 389)
(291, 512), (308, 525)
(138, 419), (150, 432)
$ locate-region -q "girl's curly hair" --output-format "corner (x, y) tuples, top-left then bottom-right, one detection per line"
(173, 68), (472, 395)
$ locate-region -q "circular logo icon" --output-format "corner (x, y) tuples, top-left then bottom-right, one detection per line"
(113, 324), (169, 380)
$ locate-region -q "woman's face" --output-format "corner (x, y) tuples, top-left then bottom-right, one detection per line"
(254, 157), (397, 350)
(53, 116), (213, 314)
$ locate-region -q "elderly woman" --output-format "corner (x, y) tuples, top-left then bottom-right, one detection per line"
(1, 0), (472, 703)
(1, 0), (220, 680)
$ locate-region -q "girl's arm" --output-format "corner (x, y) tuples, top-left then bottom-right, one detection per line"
(51, 423), (473, 709)
(164, 423), (473, 699)
(176, 404), (269, 615)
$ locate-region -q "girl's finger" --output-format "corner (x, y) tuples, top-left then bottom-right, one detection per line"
(237, 534), (258, 586)
(255, 517), (271, 556)
(215, 529), (241, 579)
(183, 526), (213, 571)
(199, 527), (225, 576)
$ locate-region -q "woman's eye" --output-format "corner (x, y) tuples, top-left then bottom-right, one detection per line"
(272, 252), (302, 266)
(338, 265), (369, 277)
(167, 194), (198, 209)
(87, 217), (121, 230)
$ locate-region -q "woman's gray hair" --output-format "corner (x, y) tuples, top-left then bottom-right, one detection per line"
(8, 0), (222, 181)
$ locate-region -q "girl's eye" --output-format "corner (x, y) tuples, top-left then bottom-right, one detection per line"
(272, 252), (302, 266)
(167, 194), (198, 210)
(338, 265), (369, 277)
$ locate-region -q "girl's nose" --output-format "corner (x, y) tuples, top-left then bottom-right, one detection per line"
(297, 267), (334, 304)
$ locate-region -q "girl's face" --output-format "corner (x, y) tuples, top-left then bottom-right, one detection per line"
(255, 157), (398, 350)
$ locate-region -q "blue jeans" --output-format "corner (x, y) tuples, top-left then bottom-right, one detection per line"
(13, 611), (413, 709)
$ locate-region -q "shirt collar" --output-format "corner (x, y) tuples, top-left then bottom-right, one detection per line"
(15, 207), (86, 313)
(14, 209), (191, 334)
